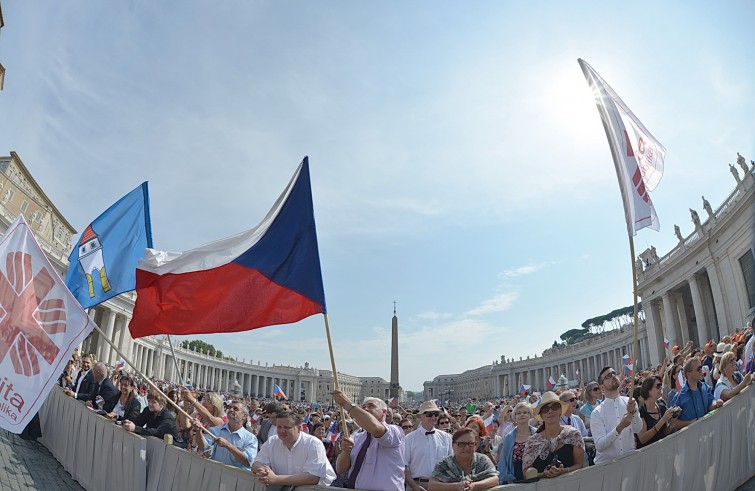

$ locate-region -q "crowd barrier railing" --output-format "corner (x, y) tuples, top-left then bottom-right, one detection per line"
(37, 385), (753, 491)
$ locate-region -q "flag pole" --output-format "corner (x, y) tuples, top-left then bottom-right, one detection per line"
(89, 322), (217, 441)
(629, 235), (640, 399)
(322, 313), (350, 438)
(165, 334), (187, 386)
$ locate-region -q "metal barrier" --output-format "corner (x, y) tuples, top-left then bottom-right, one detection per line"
(37, 385), (753, 491)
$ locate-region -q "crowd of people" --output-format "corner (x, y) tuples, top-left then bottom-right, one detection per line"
(56, 326), (753, 490)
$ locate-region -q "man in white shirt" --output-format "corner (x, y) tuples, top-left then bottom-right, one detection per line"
(403, 401), (452, 491)
(252, 410), (336, 486)
(590, 366), (642, 465)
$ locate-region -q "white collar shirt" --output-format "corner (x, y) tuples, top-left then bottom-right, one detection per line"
(253, 432), (335, 485)
(589, 394), (642, 465)
(402, 425), (453, 479)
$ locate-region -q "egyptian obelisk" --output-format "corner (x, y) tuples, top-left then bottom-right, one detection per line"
(390, 302), (399, 399)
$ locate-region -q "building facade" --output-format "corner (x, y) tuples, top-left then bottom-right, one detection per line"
(637, 158), (755, 366)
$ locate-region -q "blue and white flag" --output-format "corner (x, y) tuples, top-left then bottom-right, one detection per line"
(65, 183), (152, 309)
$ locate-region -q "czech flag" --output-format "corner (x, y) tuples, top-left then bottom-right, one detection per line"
(273, 384), (288, 400)
(624, 363), (634, 377)
(301, 413), (310, 432)
(388, 397), (398, 407)
(129, 158), (326, 338)
(519, 384), (531, 395)
(115, 359), (126, 370)
(622, 354), (631, 365)
(547, 376), (556, 390)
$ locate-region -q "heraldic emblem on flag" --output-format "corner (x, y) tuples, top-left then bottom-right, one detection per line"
(65, 182), (152, 309)
(0, 216), (94, 432)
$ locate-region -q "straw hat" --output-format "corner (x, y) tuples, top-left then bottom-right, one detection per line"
(533, 391), (568, 421)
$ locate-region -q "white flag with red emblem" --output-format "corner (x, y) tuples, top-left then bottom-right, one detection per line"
(0, 216), (94, 433)
(578, 59), (666, 235)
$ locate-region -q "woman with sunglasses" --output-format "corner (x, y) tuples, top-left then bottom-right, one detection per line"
(579, 382), (601, 432)
(522, 392), (584, 479)
(635, 376), (677, 448)
(498, 402), (536, 484)
(437, 416), (453, 434)
(429, 428), (499, 491)
(400, 417), (415, 435)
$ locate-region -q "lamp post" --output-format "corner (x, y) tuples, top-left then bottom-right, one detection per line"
(443, 386), (454, 406)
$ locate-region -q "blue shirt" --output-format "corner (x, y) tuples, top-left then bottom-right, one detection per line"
(203, 423), (258, 470)
(672, 381), (715, 422)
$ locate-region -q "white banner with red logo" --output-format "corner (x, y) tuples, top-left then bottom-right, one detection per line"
(0, 216), (94, 433)
(578, 59), (666, 236)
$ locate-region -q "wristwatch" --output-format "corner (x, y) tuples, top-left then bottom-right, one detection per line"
(347, 403), (357, 412)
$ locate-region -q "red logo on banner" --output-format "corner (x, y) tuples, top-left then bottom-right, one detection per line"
(0, 252), (66, 376)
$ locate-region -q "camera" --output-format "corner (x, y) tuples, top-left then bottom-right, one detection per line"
(672, 407), (682, 417)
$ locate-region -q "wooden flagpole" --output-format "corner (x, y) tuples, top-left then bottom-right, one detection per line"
(323, 313), (350, 438)
(628, 235), (640, 399)
(165, 334), (187, 386)
(89, 322), (217, 440)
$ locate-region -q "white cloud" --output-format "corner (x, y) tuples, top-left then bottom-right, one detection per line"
(500, 262), (554, 278)
(465, 292), (519, 316)
(415, 311), (452, 321)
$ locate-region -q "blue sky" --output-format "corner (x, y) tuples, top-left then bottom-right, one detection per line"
(1, 2), (753, 391)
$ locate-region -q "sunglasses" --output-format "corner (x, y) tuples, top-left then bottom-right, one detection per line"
(566, 397), (577, 403)
(423, 412), (440, 417)
(401, 425), (413, 429)
(539, 403), (562, 414)
(438, 420), (450, 425)
(454, 441), (476, 448)
(591, 387), (601, 392)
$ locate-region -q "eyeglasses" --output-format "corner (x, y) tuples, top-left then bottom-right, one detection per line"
(454, 441), (476, 448)
(599, 371), (617, 383)
(423, 412), (440, 417)
(539, 403), (562, 414)
(401, 425), (413, 429)
(566, 397), (577, 403)
(591, 387), (601, 392)
(438, 420), (450, 425)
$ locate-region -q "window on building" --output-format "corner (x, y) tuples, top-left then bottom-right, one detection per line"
(20, 200), (28, 213)
(740, 249), (755, 309)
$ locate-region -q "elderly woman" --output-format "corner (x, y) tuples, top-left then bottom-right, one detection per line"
(429, 428), (499, 491)
(437, 414), (453, 434)
(498, 402), (536, 484)
(635, 376), (677, 448)
(103, 375), (141, 422)
(714, 352), (753, 402)
(522, 391), (584, 479)
(400, 417), (415, 435)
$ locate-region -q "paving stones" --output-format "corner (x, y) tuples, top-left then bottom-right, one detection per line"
(0, 429), (84, 491)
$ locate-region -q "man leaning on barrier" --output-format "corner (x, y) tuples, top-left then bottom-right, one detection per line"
(193, 400), (259, 471)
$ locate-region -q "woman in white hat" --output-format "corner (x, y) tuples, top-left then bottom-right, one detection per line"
(521, 391), (584, 479)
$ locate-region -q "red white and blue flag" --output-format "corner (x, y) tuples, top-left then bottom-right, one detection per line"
(0, 216), (94, 433)
(547, 376), (556, 390)
(128, 158), (326, 338)
(519, 384), (531, 395)
(622, 354), (631, 365)
(664, 338), (670, 349)
(273, 384), (288, 400)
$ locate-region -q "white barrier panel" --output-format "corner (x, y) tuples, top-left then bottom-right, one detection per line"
(39, 387), (148, 491)
(37, 385), (752, 491)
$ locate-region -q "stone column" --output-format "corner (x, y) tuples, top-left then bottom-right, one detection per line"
(688, 275), (709, 347)
(705, 263), (727, 339)
(644, 299), (663, 366)
(661, 293), (679, 350)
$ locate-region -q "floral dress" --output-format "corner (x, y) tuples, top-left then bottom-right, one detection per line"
(521, 426), (584, 472)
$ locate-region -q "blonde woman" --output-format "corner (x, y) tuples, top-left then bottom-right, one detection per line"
(713, 352), (752, 402)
